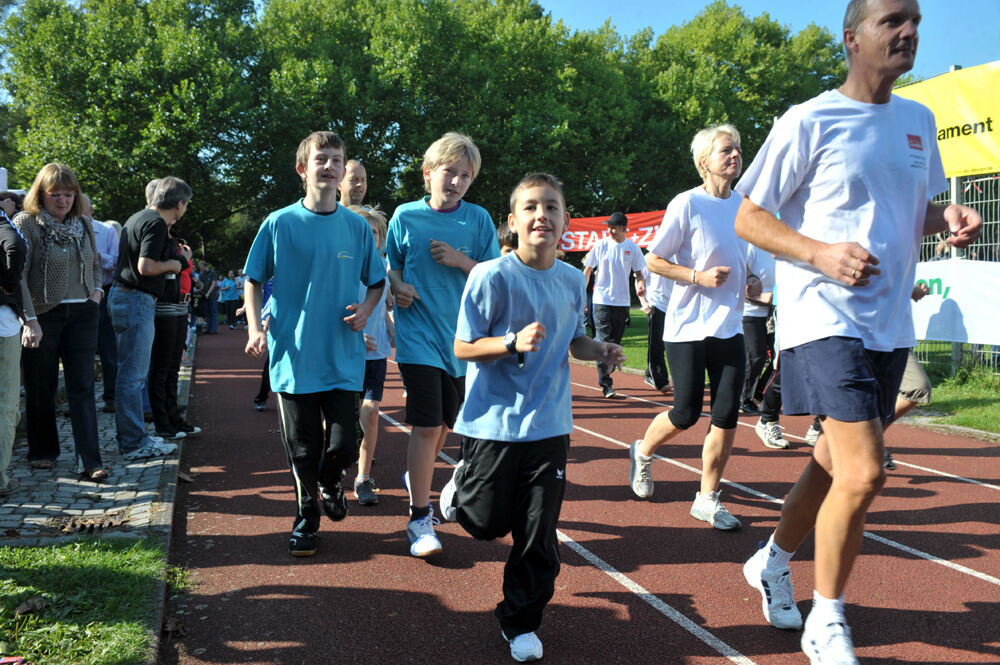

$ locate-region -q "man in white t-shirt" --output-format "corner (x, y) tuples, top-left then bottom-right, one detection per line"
(733, 1), (982, 663)
(582, 212), (645, 398)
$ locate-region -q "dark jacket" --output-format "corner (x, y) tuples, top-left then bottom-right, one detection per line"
(0, 212), (27, 322)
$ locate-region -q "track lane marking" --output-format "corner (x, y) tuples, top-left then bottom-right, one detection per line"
(378, 412), (759, 665)
(571, 381), (1000, 493)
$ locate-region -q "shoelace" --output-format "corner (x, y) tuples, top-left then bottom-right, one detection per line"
(637, 457), (653, 483)
(767, 423), (785, 437)
(410, 514), (441, 534)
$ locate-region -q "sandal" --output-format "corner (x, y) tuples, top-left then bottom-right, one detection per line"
(85, 468), (109, 481)
(30, 459), (55, 470)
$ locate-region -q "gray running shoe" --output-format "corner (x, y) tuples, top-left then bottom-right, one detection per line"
(629, 440), (654, 498)
(690, 491), (741, 530)
(354, 477), (379, 505)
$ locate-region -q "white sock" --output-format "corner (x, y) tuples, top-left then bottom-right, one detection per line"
(764, 533), (794, 570)
(811, 590), (846, 622)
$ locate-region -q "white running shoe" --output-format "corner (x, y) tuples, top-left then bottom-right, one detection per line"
(755, 418), (789, 449)
(805, 424), (822, 447)
(439, 460), (463, 521)
(629, 440), (654, 498)
(690, 491), (741, 530)
(407, 508), (443, 557)
(502, 631), (543, 662)
(801, 613), (859, 665)
(743, 545), (803, 629)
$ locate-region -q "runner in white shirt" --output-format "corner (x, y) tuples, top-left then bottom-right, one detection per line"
(627, 123), (752, 531)
(582, 212), (645, 398)
(733, 2), (982, 663)
(636, 267), (670, 393)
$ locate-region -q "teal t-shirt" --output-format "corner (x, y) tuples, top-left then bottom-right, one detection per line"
(243, 200), (386, 394)
(386, 197), (499, 377)
(454, 253), (587, 442)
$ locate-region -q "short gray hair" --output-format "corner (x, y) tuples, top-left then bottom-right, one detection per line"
(843, 0), (872, 63)
(150, 176), (192, 210)
(690, 124), (741, 181)
(145, 179), (160, 206)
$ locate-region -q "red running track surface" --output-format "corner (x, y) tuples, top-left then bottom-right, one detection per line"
(159, 328), (1000, 665)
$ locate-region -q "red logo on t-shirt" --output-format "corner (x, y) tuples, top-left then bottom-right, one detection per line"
(907, 134), (923, 151)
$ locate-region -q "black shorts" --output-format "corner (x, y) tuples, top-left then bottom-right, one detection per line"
(398, 363), (465, 429)
(781, 336), (907, 424)
(362, 358), (387, 402)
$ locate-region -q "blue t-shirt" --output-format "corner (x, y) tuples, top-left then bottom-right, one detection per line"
(386, 197), (499, 377)
(218, 277), (238, 302)
(454, 253), (587, 442)
(243, 200), (386, 394)
(359, 255), (391, 360)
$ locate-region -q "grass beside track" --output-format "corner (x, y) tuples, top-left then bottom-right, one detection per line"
(0, 536), (168, 665)
(618, 307), (1000, 434)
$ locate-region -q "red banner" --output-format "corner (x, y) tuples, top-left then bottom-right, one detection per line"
(559, 210), (665, 253)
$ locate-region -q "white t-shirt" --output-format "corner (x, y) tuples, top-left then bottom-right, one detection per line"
(584, 236), (645, 306)
(642, 267), (670, 312)
(0, 305), (20, 337)
(736, 89), (947, 352)
(743, 244), (775, 318)
(649, 187), (746, 343)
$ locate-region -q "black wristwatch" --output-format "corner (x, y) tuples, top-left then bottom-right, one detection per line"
(503, 331), (518, 354)
(503, 331), (525, 368)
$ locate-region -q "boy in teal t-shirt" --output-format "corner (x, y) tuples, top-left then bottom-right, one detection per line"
(441, 173), (624, 663)
(385, 132), (500, 558)
(243, 131), (386, 557)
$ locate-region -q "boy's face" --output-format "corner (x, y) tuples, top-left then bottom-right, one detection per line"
(296, 145), (346, 196)
(425, 158), (473, 208)
(507, 184), (568, 252)
(366, 218), (384, 248)
(608, 224), (627, 242)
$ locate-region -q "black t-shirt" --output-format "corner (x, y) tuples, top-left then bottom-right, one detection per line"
(115, 208), (187, 298)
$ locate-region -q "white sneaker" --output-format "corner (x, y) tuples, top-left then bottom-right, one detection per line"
(629, 440), (654, 498)
(805, 424), (822, 447)
(439, 460), (463, 521)
(122, 441), (176, 460)
(407, 508), (442, 557)
(150, 440), (178, 456)
(502, 631), (543, 663)
(690, 491), (741, 530)
(802, 613), (859, 665)
(743, 546), (803, 629)
(755, 418), (789, 449)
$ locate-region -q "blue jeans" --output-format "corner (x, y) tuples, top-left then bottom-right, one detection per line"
(109, 286), (157, 451)
(97, 292), (117, 401)
(206, 298), (219, 333)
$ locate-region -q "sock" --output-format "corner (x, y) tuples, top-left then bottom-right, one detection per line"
(811, 590), (846, 622)
(409, 504), (431, 521)
(764, 533), (794, 570)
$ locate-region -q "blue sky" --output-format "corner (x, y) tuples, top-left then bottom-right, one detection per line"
(539, 0), (1000, 81)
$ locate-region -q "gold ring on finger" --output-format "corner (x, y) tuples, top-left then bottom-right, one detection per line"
(851, 269), (857, 278)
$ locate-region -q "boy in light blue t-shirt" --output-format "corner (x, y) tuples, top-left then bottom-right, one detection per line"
(385, 132), (500, 558)
(243, 131), (386, 558)
(440, 173), (624, 663)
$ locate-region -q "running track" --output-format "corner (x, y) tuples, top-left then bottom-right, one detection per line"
(159, 328), (1000, 664)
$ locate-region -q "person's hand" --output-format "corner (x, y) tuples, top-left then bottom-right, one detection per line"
(0, 198), (15, 218)
(364, 333), (377, 351)
(746, 274), (762, 299)
(392, 282), (420, 308)
(179, 243), (193, 261)
(695, 266), (731, 288)
(515, 322), (546, 353)
(943, 204), (982, 249)
(430, 239), (470, 269)
(599, 342), (625, 371)
(22, 319), (42, 349)
(640, 302), (652, 315)
(235, 305), (246, 317)
(911, 282), (930, 301)
(812, 242), (881, 286)
(245, 330), (266, 358)
(634, 281), (645, 298)
(89, 289), (103, 304)
(343, 303), (370, 332)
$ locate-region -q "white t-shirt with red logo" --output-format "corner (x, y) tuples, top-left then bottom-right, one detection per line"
(585, 235), (645, 307)
(736, 89), (947, 352)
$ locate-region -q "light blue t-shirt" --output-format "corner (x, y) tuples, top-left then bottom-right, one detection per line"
(386, 197), (500, 377)
(218, 277), (238, 302)
(359, 255), (391, 360)
(454, 253), (587, 442)
(244, 200), (386, 394)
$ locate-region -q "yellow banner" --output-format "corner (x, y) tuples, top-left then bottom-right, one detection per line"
(896, 61), (1000, 178)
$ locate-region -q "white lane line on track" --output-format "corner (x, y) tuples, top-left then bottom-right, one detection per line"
(572, 423), (1000, 587)
(571, 381), (1000, 492)
(378, 411), (759, 664)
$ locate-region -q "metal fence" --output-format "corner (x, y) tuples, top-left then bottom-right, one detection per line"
(917, 172), (1000, 377)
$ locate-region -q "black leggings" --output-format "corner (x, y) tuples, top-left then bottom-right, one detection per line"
(665, 335), (745, 430)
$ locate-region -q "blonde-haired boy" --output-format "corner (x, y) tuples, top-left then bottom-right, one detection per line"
(385, 132), (500, 557)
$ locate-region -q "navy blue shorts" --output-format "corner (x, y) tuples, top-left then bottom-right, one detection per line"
(362, 358), (387, 402)
(781, 336), (907, 424)
(398, 363), (465, 429)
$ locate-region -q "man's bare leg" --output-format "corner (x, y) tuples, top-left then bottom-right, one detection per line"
(700, 424), (736, 494)
(407, 424), (443, 510)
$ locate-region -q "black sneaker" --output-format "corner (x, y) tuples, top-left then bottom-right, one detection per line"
(155, 429), (187, 440)
(883, 450), (896, 470)
(288, 530), (317, 557)
(602, 386), (625, 400)
(253, 401), (266, 412)
(174, 421), (202, 436)
(319, 482), (348, 521)
(739, 401), (760, 415)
